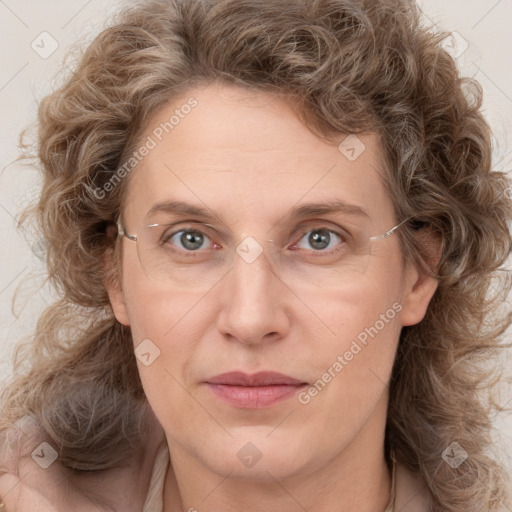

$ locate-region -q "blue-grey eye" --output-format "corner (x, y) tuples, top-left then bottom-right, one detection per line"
(295, 228), (342, 251)
(168, 229), (212, 251)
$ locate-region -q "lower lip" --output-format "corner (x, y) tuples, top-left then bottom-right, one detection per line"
(205, 383), (306, 408)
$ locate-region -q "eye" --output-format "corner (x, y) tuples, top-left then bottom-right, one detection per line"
(290, 227), (346, 254)
(164, 228), (217, 252)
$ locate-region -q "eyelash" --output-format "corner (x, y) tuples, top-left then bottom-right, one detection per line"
(160, 224), (349, 258)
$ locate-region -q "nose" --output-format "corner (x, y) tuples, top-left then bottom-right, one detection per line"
(215, 239), (290, 345)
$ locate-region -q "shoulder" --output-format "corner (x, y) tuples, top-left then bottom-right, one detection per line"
(0, 434), (70, 512)
(0, 419), (89, 512)
(0, 416), (61, 511)
(394, 462), (432, 512)
(0, 414), (166, 512)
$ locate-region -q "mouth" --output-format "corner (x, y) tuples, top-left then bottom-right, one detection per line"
(204, 371), (308, 409)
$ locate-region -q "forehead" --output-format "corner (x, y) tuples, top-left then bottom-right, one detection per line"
(122, 83), (394, 228)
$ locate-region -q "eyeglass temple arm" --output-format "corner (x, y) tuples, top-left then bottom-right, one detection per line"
(369, 217), (413, 241)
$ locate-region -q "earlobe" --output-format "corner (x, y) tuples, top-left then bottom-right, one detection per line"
(103, 247), (131, 326)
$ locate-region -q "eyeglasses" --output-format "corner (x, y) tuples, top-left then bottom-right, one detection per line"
(117, 216), (412, 291)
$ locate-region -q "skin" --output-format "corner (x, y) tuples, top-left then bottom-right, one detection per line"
(106, 81), (439, 512)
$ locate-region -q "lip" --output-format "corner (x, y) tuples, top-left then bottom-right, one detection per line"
(204, 372), (307, 409)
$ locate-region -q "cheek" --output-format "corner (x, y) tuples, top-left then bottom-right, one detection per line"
(307, 282), (402, 385)
(123, 279), (203, 370)
(299, 255), (404, 405)
(306, 259), (403, 349)
(120, 246), (196, 340)
(120, 246), (216, 373)
(121, 278), (205, 433)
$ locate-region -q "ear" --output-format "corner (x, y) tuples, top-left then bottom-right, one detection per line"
(400, 230), (441, 327)
(103, 234), (131, 327)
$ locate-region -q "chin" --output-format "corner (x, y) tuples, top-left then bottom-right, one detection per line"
(196, 428), (317, 482)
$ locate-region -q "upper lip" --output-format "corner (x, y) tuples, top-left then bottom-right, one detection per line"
(205, 371), (306, 386)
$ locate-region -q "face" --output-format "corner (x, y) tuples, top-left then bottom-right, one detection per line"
(107, 82), (437, 482)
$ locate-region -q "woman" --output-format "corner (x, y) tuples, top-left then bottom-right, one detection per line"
(1, 0), (511, 510)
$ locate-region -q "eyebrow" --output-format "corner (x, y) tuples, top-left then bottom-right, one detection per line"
(145, 198), (369, 224)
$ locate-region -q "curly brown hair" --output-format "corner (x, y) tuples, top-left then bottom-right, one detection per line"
(1, 0), (511, 510)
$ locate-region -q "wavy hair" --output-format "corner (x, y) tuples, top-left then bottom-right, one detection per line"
(1, 0), (511, 510)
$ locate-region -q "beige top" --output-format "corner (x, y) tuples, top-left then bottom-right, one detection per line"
(142, 440), (170, 512)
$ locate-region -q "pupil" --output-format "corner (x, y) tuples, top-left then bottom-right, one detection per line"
(310, 229), (329, 250)
(181, 231), (203, 250)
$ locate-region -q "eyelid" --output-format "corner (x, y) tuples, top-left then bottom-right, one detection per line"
(291, 219), (351, 235)
(154, 221), (227, 242)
